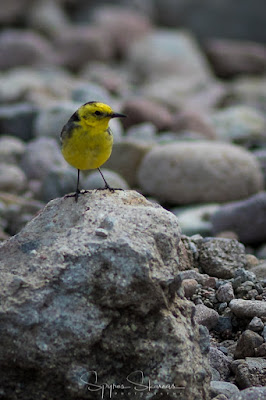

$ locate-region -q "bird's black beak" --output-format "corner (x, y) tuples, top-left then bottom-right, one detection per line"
(111, 112), (127, 118)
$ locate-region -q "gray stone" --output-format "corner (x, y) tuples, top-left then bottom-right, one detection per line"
(0, 163), (27, 194)
(92, 6), (152, 56)
(231, 76), (266, 114)
(230, 387), (266, 400)
(0, 103), (38, 141)
(194, 304), (219, 330)
(0, 0), (31, 23)
(250, 261), (266, 280)
(254, 149), (266, 187)
(182, 278), (198, 299)
(127, 29), (213, 84)
(0, 29), (57, 70)
(229, 299), (266, 318)
(205, 39), (266, 78)
(234, 330), (264, 359)
(39, 166), (79, 202)
(71, 82), (111, 105)
(26, 0), (70, 36)
(143, 77), (226, 113)
(171, 204), (219, 237)
(0, 135), (25, 164)
(231, 358), (266, 389)
(54, 26), (114, 70)
(214, 316), (233, 334)
(210, 381), (239, 398)
(198, 238), (246, 279)
(211, 105), (266, 145)
(248, 316), (264, 332)
(4, 196), (44, 236)
(0, 190), (211, 400)
(138, 141), (263, 205)
(209, 346), (231, 380)
(211, 192), (266, 245)
(104, 140), (151, 187)
(0, 67), (76, 104)
(170, 110), (216, 140)
(21, 137), (65, 180)
(85, 169), (129, 190)
(127, 122), (157, 142)
(154, 0), (266, 43)
(121, 97), (173, 131)
(34, 102), (79, 139)
(216, 282), (235, 303)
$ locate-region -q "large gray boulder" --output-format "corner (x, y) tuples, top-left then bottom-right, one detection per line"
(0, 190), (211, 400)
(138, 141), (263, 204)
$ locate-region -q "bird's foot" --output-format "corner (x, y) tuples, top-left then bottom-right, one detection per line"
(64, 189), (89, 202)
(96, 185), (124, 193)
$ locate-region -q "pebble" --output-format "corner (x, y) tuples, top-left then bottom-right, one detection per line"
(182, 278), (198, 299)
(234, 330), (264, 359)
(71, 82), (111, 105)
(210, 381), (239, 399)
(231, 76), (266, 114)
(253, 149), (266, 187)
(20, 137), (65, 180)
(137, 141), (263, 204)
(250, 261), (266, 280)
(232, 358), (266, 388)
(33, 102), (79, 140)
(171, 203), (219, 237)
(229, 299), (266, 318)
(170, 110), (216, 139)
(54, 26), (114, 70)
(0, 67), (76, 105)
(0, 29), (57, 70)
(0, 136), (25, 164)
(92, 6), (152, 56)
(104, 140), (151, 187)
(214, 316), (233, 334)
(121, 98), (172, 131)
(84, 169), (129, 191)
(255, 342), (266, 357)
(39, 166), (78, 202)
(205, 38), (266, 78)
(262, 326), (266, 341)
(230, 386), (266, 400)
(154, 0), (266, 43)
(26, 0), (70, 36)
(198, 238), (246, 279)
(209, 346), (231, 380)
(0, 0), (31, 24)
(194, 303), (219, 330)
(211, 105), (266, 146)
(216, 283), (235, 303)
(0, 103), (38, 142)
(126, 122), (157, 143)
(127, 29), (213, 83)
(211, 192), (266, 245)
(0, 163), (27, 194)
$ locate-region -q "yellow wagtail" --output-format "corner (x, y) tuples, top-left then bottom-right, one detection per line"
(60, 101), (126, 202)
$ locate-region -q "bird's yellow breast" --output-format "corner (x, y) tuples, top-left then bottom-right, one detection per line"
(61, 122), (113, 171)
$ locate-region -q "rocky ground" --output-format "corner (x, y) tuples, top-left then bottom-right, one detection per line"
(0, 1), (266, 400)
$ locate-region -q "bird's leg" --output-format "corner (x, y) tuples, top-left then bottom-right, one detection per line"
(98, 168), (111, 190)
(65, 169), (82, 202)
(74, 169), (81, 202)
(97, 168), (123, 192)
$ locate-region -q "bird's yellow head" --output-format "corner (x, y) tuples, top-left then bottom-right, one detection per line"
(78, 101), (126, 129)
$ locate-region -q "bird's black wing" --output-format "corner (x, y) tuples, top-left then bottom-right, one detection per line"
(60, 111), (80, 143)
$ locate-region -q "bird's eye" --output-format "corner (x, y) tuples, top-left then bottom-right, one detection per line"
(94, 111), (101, 116)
